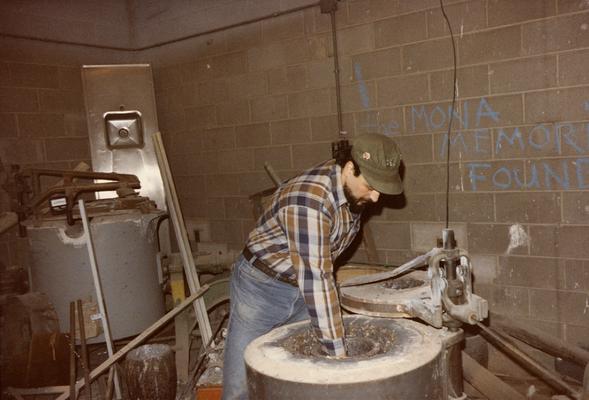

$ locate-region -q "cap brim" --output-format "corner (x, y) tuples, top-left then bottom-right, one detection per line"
(364, 171), (403, 195)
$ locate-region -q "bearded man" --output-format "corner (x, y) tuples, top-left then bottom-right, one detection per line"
(221, 133), (403, 400)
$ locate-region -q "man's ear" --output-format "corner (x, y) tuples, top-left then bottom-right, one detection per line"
(344, 160), (355, 175)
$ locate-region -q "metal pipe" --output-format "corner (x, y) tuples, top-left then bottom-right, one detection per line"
(0, 2), (320, 51)
(329, 10), (344, 136)
(477, 322), (581, 400)
(78, 199), (122, 399)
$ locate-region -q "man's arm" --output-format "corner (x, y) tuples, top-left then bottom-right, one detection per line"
(280, 205), (346, 357)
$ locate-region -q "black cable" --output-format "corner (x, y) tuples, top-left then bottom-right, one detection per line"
(439, 0), (458, 229)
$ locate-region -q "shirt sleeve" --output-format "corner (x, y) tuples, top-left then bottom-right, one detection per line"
(280, 205), (346, 357)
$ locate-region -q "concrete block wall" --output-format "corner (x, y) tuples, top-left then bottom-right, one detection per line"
(147, 0), (589, 352)
(0, 0), (587, 359)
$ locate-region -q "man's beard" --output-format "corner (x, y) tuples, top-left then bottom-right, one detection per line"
(343, 184), (365, 214)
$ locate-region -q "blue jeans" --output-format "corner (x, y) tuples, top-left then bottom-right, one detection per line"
(221, 255), (309, 400)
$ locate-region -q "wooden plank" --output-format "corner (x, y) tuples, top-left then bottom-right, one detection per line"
(153, 131), (212, 343)
(55, 285), (209, 400)
(462, 351), (526, 400)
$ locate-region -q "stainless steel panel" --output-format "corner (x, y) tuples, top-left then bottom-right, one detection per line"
(81, 65), (166, 211)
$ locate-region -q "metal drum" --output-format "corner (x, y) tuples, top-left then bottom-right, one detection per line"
(244, 315), (448, 400)
(26, 208), (165, 343)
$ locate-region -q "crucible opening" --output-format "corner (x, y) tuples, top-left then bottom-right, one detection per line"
(382, 276), (425, 290)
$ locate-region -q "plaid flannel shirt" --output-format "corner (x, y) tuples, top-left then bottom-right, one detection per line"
(245, 160), (362, 357)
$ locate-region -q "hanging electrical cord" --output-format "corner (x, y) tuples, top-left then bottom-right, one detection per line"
(439, 0), (458, 229)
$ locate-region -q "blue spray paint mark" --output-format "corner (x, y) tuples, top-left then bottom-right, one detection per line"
(353, 63), (371, 109)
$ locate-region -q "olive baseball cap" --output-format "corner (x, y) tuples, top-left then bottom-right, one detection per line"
(351, 133), (403, 195)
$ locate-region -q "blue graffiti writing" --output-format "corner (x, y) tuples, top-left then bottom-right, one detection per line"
(411, 98), (499, 132)
(466, 157), (589, 191)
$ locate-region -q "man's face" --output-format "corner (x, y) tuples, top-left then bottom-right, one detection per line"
(343, 170), (381, 212)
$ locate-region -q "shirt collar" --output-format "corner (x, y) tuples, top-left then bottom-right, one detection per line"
(332, 162), (348, 208)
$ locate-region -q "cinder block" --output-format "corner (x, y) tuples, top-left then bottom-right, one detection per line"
(375, 12), (427, 49)
(468, 223), (528, 255)
(185, 105), (217, 129)
(291, 142), (331, 170)
(310, 113), (355, 141)
(253, 145), (292, 171)
(38, 89), (84, 113)
(0, 138), (44, 164)
(217, 148), (254, 172)
(495, 192), (562, 223)
(562, 259), (589, 291)
(45, 137), (90, 161)
(8, 62), (59, 89)
(411, 222), (467, 252)
(402, 38), (454, 73)
(530, 289), (589, 325)
(351, 48), (401, 81)
(267, 65), (307, 94)
(0, 87), (38, 112)
(426, 0), (486, 38)
(559, 48), (589, 85)
(180, 60), (210, 83)
(565, 324), (589, 349)
(347, 0), (400, 25)
(158, 111), (186, 134)
(236, 123), (270, 148)
(154, 65), (183, 91)
(354, 108), (402, 136)
(250, 94), (288, 121)
(395, 134), (433, 164)
(493, 124), (564, 160)
(188, 151), (219, 174)
(523, 13), (589, 55)
(226, 23), (262, 52)
(458, 26), (521, 65)
(238, 171), (277, 195)
(18, 114), (65, 137)
(384, 249), (425, 267)
(57, 66), (83, 92)
(337, 24), (373, 56)
(524, 158), (587, 191)
(225, 72), (266, 100)
(306, 60), (335, 89)
(262, 12), (305, 44)
(490, 55), (557, 94)
(489, 284), (531, 317)
(225, 196), (253, 219)
(216, 100), (250, 126)
(368, 221), (411, 250)
(558, 0), (589, 14)
(247, 38), (310, 72)
(376, 74), (428, 107)
(470, 254), (498, 285)
(488, 0), (556, 27)
(430, 65), (489, 101)
(432, 130), (493, 162)
(175, 176), (207, 199)
(288, 88), (331, 118)
(178, 83), (198, 109)
(380, 193), (437, 222)
(64, 113), (87, 137)
(434, 193), (495, 222)
(203, 127), (235, 151)
(210, 219), (244, 246)
(525, 87), (589, 124)
(198, 79), (229, 105)
(168, 130), (202, 154)
(270, 118), (311, 145)
(205, 173), (242, 197)
(562, 192), (589, 224)
(209, 52), (247, 79)
(530, 224), (589, 259)
(402, 163), (445, 193)
(0, 113), (17, 137)
(497, 256), (564, 289)
(0, 62), (10, 86)
(404, 97), (520, 134)
(339, 80), (376, 112)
